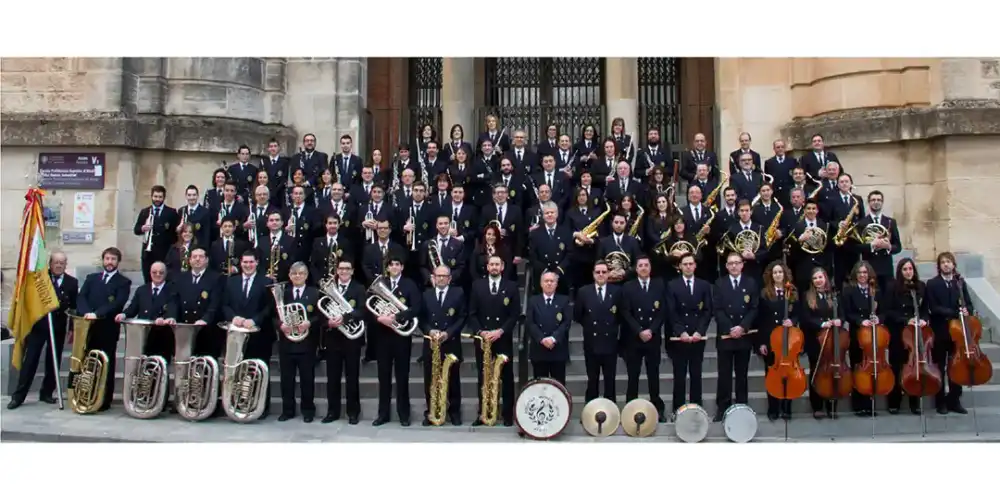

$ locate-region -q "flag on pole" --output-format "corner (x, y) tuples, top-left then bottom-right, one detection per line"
(7, 187), (60, 370)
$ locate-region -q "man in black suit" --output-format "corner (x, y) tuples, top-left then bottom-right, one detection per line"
(798, 133), (842, 179)
(788, 199), (834, 294)
(8, 251), (78, 410)
(604, 162), (642, 209)
(532, 154), (571, 210)
(260, 212), (295, 283)
(332, 134), (365, 186)
(525, 271), (572, 384)
(666, 253), (714, 416)
(925, 252), (972, 415)
(321, 260), (367, 424)
(173, 247), (223, 362)
(727, 132), (762, 174)
(134, 185), (179, 284)
(713, 252), (759, 421)
(263, 137), (291, 198)
(348, 166), (382, 208)
(828, 173), (866, 288)
(419, 265), (466, 426)
(724, 199), (771, 284)
(596, 212), (642, 284)
(177, 184), (211, 248)
(371, 256), (421, 426)
(76, 247), (132, 411)
(527, 201), (572, 294)
(680, 132), (719, 183)
(420, 215), (466, 287)
(468, 255), (520, 426)
(763, 139), (797, 205)
(274, 262), (322, 422)
(214, 180), (250, 242)
(504, 129), (538, 177)
(730, 153), (763, 203)
(284, 184), (319, 263)
(228, 144), (259, 202)
(857, 190), (902, 292)
(395, 180), (434, 283)
(634, 128), (672, 182)
(291, 133), (331, 186)
(310, 213), (352, 284)
(221, 250), (275, 419)
(480, 184), (525, 263)
(620, 255), (667, 420)
(210, 217), (249, 278)
(575, 261), (622, 403)
(248, 185), (277, 247)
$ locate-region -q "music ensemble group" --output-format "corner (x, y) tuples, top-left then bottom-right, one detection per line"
(8, 117), (991, 440)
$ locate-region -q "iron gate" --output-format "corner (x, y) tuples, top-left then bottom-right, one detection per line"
(407, 57), (442, 145)
(480, 57), (605, 145)
(637, 57), (681, 148)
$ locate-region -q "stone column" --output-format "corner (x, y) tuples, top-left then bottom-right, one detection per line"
(284, 58), (339, 152)
(334, 58), (367, 150)
(442, 58), (476, 141)
(604, 58), (639, 137)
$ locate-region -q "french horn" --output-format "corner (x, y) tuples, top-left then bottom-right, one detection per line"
(364, 275), (418, 336)
(853, 222), (889, 245)
(798, 226), (828, 255)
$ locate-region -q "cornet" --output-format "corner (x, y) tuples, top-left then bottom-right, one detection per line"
(143, 208), (155, 252)
(269, 282), (309, 342)
(317, 277), (366, 340)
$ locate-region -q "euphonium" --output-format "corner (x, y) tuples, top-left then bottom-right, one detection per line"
(575, 202), (612, 246)
(463, 333), (508, 426)
(65, 312), (109, 415)
(424, 332), (459, 426)
(172, 322), (220, 421)
(427, 238), (444, 270)
(219, 321), (269, 423)
(317, 276), (366, 340)
(269, 281), (309, 342)
(364, 275), (418, 336)
(121, 318), (170, 419)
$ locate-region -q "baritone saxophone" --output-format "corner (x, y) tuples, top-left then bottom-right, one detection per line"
(462, 333), (508, 426)
(424, 332), (459, 426)
(65, 312), (109, 415)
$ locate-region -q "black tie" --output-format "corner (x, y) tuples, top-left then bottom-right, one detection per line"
(295, 288), (301, 300)
(687, 279), (693, 294)
(453, 208), (459, 220)
(193, 274), (200, 285)
(598, 286), (604, 301)
(694, 206), (700, 220)
(153, 286), (160, 298)
(549, 228), (555, 238)
(642, 281), (647, 293)
(340, 284), (346, 294)
(154, 206), (160, 219)
(103, 273), (110, 284)
(498, 206), (504, 221)
(438, 290), (445, 305)
(546, 298), (552, 307)
(491, 281), (498, 294)
(517, 150), (523, 161)
(243, 277), (250, 297)
(733, 279), (739, 291)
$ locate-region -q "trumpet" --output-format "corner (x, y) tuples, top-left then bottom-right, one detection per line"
(121, 318), (170, 420)
(269, 281), (309, 342)
(65, 312), (109, 414)
(316, 277), (366, 340)
(406, 206), (417, 251)
(143, 208), (155, 252)
(575, 202), (612, 246)
(172, 322), (220, 421)
(219, 321), (269, 423)
(364, 275), (418, 336)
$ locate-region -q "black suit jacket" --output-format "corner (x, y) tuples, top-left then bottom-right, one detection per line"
(178, 204), (211, 248)
(324, 279), (368, 349)
(222, 273), (275, 329)
(667, 276), (713, 338)
(728, 149), (763, 174)
(467, 277), (520, 352)
(420, 236), (466, 286)
(77, 271), (132, 321)
(680, 149), (718, 182)
(123, 282), (180, 321)
(275, 285), (322, 353)
(575, 283), (622, 356)
(924, 276), (975, 335)
(174, 270), (222, 325)
(133, 204), (180, 259)
(525, 294), (572, 362)
(857, 214), (901, 278)
(331, 153), (365, 186)
(596, 234), (641, 282)
(620, 278), (667, 350)
(210, 237), (251, 277)
(420, 287), (467, 360)
(362, 240), (407, 284)
(799, 149), (842, 179)
(713, 275), (759, 351)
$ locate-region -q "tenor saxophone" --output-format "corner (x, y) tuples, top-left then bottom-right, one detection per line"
(462, 333), (508, 426)
(424, 333), (459, 426)
(219, 321), (269, 423)
(172, 322), (220, 421)
(65, 313), (109, 414)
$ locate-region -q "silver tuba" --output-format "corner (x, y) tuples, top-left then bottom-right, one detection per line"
(121, 318), (170, 419)
(317, 277), (366, 340)
(172, 322), (220, 421)
(219, 321), (269, 423)
(364, 275), (418, 336)
(269, 281), (309, 342)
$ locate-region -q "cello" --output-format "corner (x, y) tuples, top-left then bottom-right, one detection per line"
(811, 291), (853, 411)
(764, 282), (807, 400)
(853, 278), (895, 400)
(947, 273), (992, 386)
(901, 285), (943, 397)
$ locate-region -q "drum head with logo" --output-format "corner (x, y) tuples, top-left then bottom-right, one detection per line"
(581, 398), (620, 437)
(723, 404), (757, 443)
(515, 378), (572, 440)
(621, 398), (658, 437)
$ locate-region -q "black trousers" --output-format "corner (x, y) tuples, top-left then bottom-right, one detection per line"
(669, 341), (705, 411)
(12, 321), (66, 402)
(584, 350), (617, 403)
(887, 326), (921, 411)
(193, 325), (226, 359)
(931, 332), (963, 407)
(624, 344), (664, 412)
(716, 348), (750, 413)
(325, 344), (362, 418)
(475, 342), (515, 421)
(376, 331), (412, 420)
(278, 349), (316, 416)
(422, 354), (462, 419)
(531, 360), (566, 385)
(144, 327), (175, 405)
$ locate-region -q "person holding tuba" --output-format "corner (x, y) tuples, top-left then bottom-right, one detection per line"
(75, 247), (132, 412)
(371, 255), (422, 426)
(8, 251), (77, 410)
(525, 271), (572, 384)
(419, 265), (466, 426)
(855, 190), (901, 293)
(261, 212), (294, 282)
(174, 247), (224, 410)
(321, 260), (367, 424)
(467, 255), (519, 426)
(420, 214), (466, 287)
(274, 262), (321, 422)
(575, 260), (622, 403)
(133, 185), (180, 284)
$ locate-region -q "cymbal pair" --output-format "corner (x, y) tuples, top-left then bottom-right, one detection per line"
(581, 398), (659, 438)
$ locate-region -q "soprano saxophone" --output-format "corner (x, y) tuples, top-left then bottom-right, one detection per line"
(462, 333), (508, 426)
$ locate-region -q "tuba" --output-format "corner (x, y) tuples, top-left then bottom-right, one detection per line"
(65, 312), (109, 414)
(219, 321), (269, 423)
(364, 275), (418, 336)
(424, 332), (459, 426)
(269, 282), (309, 342)
(317, 277), (366, 340)
(575, 202), (612, 246)
(172, 322), (220, 421)
(121, 318), (170, 419)
(798, 224), (829, 254)
(427, 238), (444, 270)
(463, 333), (508, 426)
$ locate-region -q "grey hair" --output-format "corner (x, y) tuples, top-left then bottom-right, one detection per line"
(290, 261), (309, 274)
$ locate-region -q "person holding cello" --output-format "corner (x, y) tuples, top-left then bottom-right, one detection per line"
(885, 258), (931, 414)
(925, 251), (974, 415)
(800, 267), (848, 419)
(755, 261), (803, 421)
(842, 261), (891, 417)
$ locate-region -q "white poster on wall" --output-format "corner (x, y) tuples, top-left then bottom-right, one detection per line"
(73, 192), (95, 229)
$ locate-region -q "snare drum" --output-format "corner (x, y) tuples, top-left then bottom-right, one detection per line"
(722, 404), (758, 443)
(515, 378), (573, 440)
(674, 403), (710, 443)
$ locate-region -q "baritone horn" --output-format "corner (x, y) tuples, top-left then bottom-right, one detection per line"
(463, 333), (508, 426)
(269, 281), (309, 342)
(219, 321), (269, 423)
(317, 277), (366, 340)
(364, 275), (418, 336)
(172, 322), (220, 421)
(121, 318), (170, 419)
(65, 312), (109, 415)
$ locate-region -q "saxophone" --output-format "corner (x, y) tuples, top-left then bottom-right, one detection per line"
(574, 202), (612, 246)
(219, 321), (269, 423)
(628, 204), (645, 239)
(765, 198), (784, 248)
(181, 245), (191, 272)
(695, 207), (718, 251)
(267, 240), (279, 279)
(462, 333), (508, 426)
(172, 322), (220, 421)
(65, 313), (109, 414)
(121, 318), (170, 419)
(833, 194), (859, 247)
(424, 333), (459, 426)
(705, 168), (730, 207)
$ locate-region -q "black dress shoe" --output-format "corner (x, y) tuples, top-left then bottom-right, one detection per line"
(372, 416), (390, 426)
(303, 415), (314, 423)
(348, 416), (359, 425)
(712, 413), (723, 423)
(400, 417), (411, 427)
(39, 395), (57, 404)
(322, 414), (339, 424)
(658, 413), (668, 423)
(813, 411), (826, 420)
(277, 413), (294, 422)
(910, 408), (922, 416)
(503, 418), (513, 427)
(781, 412), (792, 421)
(449, 414), (462, 426)
(422, 417), (433, 427)
(936, 406), (949, 415)
(948, 403), (968, 414)
(471, 419), (484, 427)
(7, 399), (24, 410)
(767, 412), (779, 422)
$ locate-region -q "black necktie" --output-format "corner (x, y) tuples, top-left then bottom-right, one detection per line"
(641, 281), (647, 292)
(733, 279), (739, 290)
(546, 298), (552, 306)
(295, 288), (301, 300)
(153, 286), (160, 297)
(103, 273), (110, 284)
(243, 277), (250, 297)
(687, 279), (693, 294)
(193, 274), (200, 285)
(517, 150), (522, 161)
(438, 290), (445, 305)
(598, 286), (604, 300)
(491, 281), (498, 294)
(694, 206), (700, 219)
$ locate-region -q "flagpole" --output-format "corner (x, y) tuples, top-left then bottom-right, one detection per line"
(46, 311), (65, 410)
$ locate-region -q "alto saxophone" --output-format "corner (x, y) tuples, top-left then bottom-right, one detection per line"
(65, 312), (109, 414)
(267, 240), (280, 279)
(219, 321), (269, 423)
(172, 322), (220, 421)
(462, 333), (508, 426)
(424, 332), (459, 426)
(765, 198), (784, 248)
(834, 194), (859, 247)
(121, 318), (170, 419)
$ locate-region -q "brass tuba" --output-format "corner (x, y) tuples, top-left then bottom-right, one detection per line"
(65, 312), (109, 414)
(424, 332), (459, 426)
(364, 275), (418, 336)
(269, 281), (309, 342)
(462, 333), (508, 426)
(575, 202), (612, 246)
(219, 321), (269, 423)
(317, 276), (366, 340)
(172, 322), (220, 421)
(121, 318), (170, 419)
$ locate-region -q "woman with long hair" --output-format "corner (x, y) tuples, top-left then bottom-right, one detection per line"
(442, 123), (473, 164)
(469, 223), (515, 283)
(799, 267), (844, 419)
(842, 260), (886, 417)
(657, 215), (697, 282)
(885, 257), (927, 414)
(165, 223), (196, 281)
(756, 261), (799, 420)
(566, 188), (599, 287)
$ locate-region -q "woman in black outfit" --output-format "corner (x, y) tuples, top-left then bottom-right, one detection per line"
(841, 260), (887, 417)
(756, 261), (800, 420)
(799, 266), (844, 419)
(468, 223), (516, 283)
(885, 257), (927, 414)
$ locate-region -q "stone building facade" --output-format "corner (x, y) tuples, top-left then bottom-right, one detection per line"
(2, 57), (999, 288)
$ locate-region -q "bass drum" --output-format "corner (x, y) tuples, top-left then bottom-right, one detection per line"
(515, 378), (573, 440)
